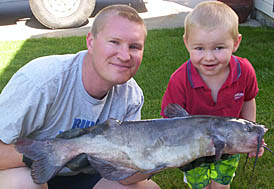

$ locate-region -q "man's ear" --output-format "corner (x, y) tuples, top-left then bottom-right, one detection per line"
(86, 32), (94, 51)
(233, 34), (242, 53)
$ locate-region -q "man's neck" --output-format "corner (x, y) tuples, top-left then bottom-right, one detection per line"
(82, 53), (112, 100)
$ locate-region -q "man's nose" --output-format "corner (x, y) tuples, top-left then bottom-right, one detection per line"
(117, 45), (131, 61)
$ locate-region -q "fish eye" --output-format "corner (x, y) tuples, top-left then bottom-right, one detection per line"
(244, 125), (252, 132)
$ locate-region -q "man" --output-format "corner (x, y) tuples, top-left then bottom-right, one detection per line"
(0, 5), (159, 189)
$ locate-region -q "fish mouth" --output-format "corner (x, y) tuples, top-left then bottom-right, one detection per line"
(247, 126), (266, 150)
(247, 134), (263, 182)
(254, 125), (267, 147)
(247, 125), (269, 182)
(253, 127), (266, 151)
(263, 125), (268, 133)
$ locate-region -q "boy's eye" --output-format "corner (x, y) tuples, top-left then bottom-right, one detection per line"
(215, 46), (224, 50)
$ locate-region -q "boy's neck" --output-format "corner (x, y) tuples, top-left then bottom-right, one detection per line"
(200, 66), (230, 103)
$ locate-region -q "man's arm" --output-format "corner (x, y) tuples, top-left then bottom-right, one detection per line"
(0, 140), (25, 170)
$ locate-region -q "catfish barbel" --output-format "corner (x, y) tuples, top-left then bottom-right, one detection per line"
(15, 104), (269, 184)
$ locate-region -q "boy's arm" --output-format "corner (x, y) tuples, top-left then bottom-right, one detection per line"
(240, 98), (256, 122)
(240, 98), (265, 157)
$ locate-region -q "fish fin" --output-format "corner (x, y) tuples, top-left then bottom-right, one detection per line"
(15, 139), (63, 184)
(212, 136), (225, 160)
(147, 173), (156, 180)
(87, 156), (137, 181)
(164, 104), (189, 118)
(56, 127), (92, 139)
(105, 118), (121, 128)
(66, 153), (90, 171)
(142, 164), (167, 174)
(57, 119), (121, 139)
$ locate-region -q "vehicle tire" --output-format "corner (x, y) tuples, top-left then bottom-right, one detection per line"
(29, 0), (96, 29)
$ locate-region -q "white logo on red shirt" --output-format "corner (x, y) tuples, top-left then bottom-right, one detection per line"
(234, 92), (244, 100)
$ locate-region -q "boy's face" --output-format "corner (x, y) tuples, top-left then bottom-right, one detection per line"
(86, 15), (146, 85)
(184, 26), (241, 78)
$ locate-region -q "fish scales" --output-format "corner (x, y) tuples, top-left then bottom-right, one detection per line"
(15, 104), (268, 184)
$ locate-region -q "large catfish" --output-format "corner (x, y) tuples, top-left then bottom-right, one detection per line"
(15, 104), (269, 184)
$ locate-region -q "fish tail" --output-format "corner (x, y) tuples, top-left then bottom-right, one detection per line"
(15, 138), (63, 184)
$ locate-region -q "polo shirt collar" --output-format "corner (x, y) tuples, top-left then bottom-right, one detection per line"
(187, 55), (241, 88)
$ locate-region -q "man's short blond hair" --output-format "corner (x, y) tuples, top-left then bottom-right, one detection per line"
(91, 4), (147, 38)
(184, 1), (239, 41)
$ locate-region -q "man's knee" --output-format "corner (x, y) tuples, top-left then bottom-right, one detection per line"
(0, 167), (47, 189)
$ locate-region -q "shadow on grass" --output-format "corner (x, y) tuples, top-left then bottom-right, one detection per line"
(0, 36), (87, 93)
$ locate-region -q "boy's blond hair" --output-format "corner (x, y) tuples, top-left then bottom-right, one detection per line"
(184, 1), (239, 41)
(91, 5), (147, 38)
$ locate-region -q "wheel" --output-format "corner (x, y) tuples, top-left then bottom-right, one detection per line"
(29, 0), (96, 29)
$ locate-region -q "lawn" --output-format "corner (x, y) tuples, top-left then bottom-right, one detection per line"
(0, 26), (273, 188)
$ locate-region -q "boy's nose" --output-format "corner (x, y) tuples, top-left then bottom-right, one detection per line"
(204, 50), (215, 61)
(117, 46), (131, 61)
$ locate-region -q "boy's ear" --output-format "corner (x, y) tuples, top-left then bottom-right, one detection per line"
(233, 34), (242, 53)
(86, 32), (94, 51)
(183, 35), (190, 51)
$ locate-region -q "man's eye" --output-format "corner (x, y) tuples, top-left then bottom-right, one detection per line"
(195, 47), (203, 51)
(129, 44), (141, 50)
(110, 40), (119, 44)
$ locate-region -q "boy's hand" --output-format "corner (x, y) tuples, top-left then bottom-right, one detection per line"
(248, 140), (266, 158)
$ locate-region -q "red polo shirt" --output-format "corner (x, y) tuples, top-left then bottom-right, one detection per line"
(161, 56), (258, 117)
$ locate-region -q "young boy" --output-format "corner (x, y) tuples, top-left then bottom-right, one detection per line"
(161, 1), (264, 189)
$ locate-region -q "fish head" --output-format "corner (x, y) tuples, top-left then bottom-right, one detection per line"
(221, 118), (267, 154)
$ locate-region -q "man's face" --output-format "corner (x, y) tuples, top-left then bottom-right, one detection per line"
(87, 15), (146, 86)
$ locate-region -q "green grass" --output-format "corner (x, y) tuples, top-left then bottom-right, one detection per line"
(0, 26), (273, 188)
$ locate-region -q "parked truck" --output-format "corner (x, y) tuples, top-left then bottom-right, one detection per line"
(0, 0), (147, 29)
